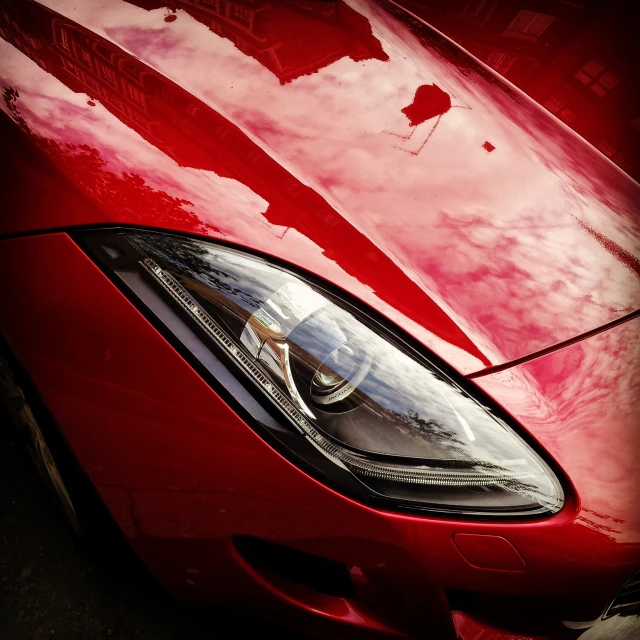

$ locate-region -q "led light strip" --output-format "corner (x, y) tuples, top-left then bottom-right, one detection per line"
(141, 258), (537, 488)
(140, 258), (311, 432)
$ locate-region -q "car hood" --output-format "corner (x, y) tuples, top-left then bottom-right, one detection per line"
(1, 0), (639, 375)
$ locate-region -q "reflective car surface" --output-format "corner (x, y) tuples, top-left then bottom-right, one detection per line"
(0, 1), (638, 638)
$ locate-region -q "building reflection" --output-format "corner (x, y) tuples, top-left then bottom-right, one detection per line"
(0, 0), (490, 366)
(124, 0), (389, 84)
(396, 0), (639, 180)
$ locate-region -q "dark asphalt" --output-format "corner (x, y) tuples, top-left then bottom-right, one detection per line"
(0, 412), (298, 640)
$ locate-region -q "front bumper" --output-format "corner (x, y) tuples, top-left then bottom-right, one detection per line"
(0, 232), (638, 639)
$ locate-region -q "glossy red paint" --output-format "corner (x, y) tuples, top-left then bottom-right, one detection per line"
(399, 0), (640, 182)
(474, 315), (640, 548)
(0, 1), (639, 638)
(0, 0), (638, 376)
(1, 231), (638, 639)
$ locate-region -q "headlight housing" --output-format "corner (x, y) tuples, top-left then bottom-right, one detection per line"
(82, 229), (564, 517)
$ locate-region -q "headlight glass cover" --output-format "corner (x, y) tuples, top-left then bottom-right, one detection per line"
(86, 230), (564, 517)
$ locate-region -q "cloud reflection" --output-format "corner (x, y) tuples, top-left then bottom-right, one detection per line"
(475, 317), (640, 543)
(3, 0), (639, 375)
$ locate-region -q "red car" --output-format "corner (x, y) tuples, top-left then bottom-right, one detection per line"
(0, 1), (638, 638)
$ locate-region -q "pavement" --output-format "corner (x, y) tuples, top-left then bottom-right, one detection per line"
(0, 410), (295, 640)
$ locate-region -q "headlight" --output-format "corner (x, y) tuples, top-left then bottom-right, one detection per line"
(82, 230), (564, 517)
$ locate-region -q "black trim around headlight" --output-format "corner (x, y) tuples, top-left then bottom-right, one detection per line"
(77, 227), (565, 519)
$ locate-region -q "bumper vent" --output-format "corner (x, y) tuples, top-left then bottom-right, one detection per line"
(603, 569), (640, 619)
(235, 536), (354, 599)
